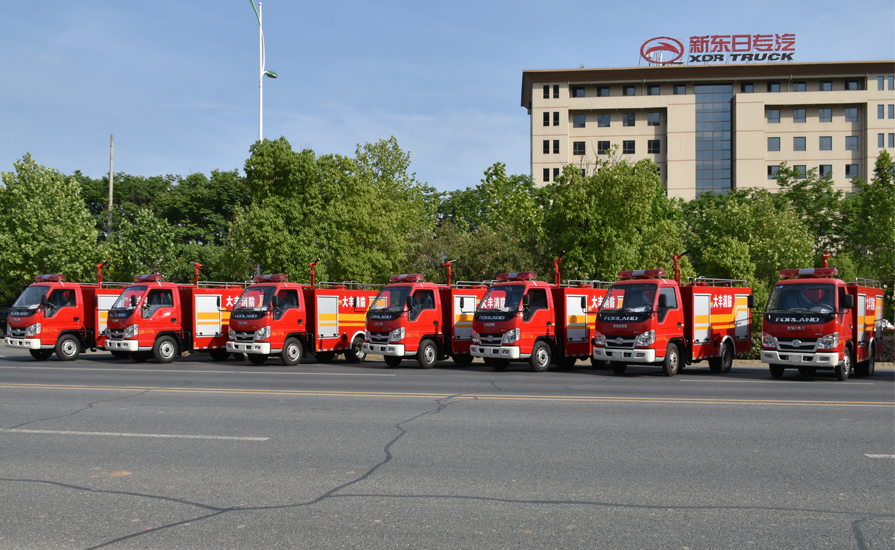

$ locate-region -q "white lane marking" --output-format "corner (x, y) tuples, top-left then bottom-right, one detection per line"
(864, 454), (895, 458)
(0, 428), (268, 441)
(680, 379), (874, 385)
(0, 366), (395, 376)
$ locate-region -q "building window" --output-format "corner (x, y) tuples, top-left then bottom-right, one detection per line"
(598, 141), (610, 154)
(543, 112), (549, 126)
(768, 82), (780, 93)
(553, 167), (560, 180)
(879, 76), (885, 90)
(623, 113), (635, 127)
(571, 86), (585, 98)
(820, 165), (832, 178)
(793, 82), (806, 92)
(543, 168), (549, 182)
(768, 166), (780, 179)
(623, 140), (635, 154)
(767, 109), (780, 123)
(673, 84), (686, 95)
(889, 133), (895, 148)
(542, 140), (549, 154)
(768, 137), (780, 151)
(890, 76), (894, 90)
(647, 84), (660, 96)
(793, 137), (806, 151)
(553, 84), (560, 98)
(819, 136), (832, 151)
(572, 114), (586, 128)
(819, 108), (832, 122)
(845, 164), (858, 178)
(879, 105), (885, 119)
(845, 136), (859, 150)
(741, 83), (754, 93)
(598, 114), (610, 127)
(845, 108), (858, 122)
(819, 81), (832, 91)
(597, 86), (609, 97)
(553, 112), (559, 126)
(553, 140), (559, 154)
(889, 105), (894, 119)
(648, 140), (660, 154)
(795, 165), (807, 179)
(793, 108), (806, 123)
(647, 112), (661, 126)
(879, 133), (885, 148)
(845, 79), (859, 90)
(573, 142), (585, 155)
(543, 85), (549, 99)
(623, 85), (635, 96)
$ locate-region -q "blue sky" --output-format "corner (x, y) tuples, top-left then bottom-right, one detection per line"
(2, 0), (892, 191)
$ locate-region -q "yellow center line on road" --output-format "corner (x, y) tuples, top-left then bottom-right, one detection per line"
(0, 383), (892, 407)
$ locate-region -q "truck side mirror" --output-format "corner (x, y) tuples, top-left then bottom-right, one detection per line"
(747, 295), (755, 309)
(658, 294), (667, 308)
(130, 295), (137, 308)
(522, 295), (530, 309)
(841, 294), (854, 310)
(406, 296), (414, 310)
(271, 295), (279, 309)
(580, 296), (587, 310)
(40, 294), (47, 307)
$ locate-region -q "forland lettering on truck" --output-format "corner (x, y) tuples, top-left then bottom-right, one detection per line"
(591, 251), (755, 376)
(760, 261), (885, 381)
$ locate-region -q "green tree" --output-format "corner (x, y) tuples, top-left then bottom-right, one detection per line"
(0, 154), (99, 304)
(771, 162), (844, 254)
(105, 208), (176, 282)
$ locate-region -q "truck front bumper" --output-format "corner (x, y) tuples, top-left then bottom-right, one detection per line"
(470, 345), (524, 360)
(760, 350), (839, 367)
(106, 340), (147, 352)
(593, 347), (658, 363)
(5, 337), (47, 350)
(363, 343), (407, 357)
(227, 341), (271, 355)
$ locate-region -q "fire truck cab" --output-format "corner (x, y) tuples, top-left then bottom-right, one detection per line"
(760, 267), (885, 380)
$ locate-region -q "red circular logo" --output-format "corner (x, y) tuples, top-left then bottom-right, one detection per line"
(640, 37), (684, 64)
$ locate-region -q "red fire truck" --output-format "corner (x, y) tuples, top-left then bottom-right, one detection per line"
(5, 265), (126, 361)
(592, 256), (754, 376)
(760, 267), (885, 380)
(105, 268), (245, 363)
(363, 271), (490, 368)
(226, 272), (379, 366)
(469, 261), (612, 372)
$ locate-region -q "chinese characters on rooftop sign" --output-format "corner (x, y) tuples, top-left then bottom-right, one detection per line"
(640, 34), (796, 65)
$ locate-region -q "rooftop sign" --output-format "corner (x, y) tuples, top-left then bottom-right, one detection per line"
(641, 34), (796, 65)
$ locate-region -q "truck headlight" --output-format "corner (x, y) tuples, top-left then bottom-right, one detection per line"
(817, 332), (839, 350)
(592, 331), (605, 347)
(472, 331), (480, 344)
(228, 326), (236, 339)
(761, 332), (776, 349)
(388, 327), (404, 342)
(24, 323), (41, 337)
(123, 324), (138, 339)
(364, 329), (371, 342)
(254, 326), (270, 341)
(634, 330), (655, 347)
(501, 328), (520, 344)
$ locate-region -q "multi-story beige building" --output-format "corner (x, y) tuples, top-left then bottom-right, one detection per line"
(521, 61), (894, 199)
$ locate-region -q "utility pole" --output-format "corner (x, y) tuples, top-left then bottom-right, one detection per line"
(107, 134), (114, 235)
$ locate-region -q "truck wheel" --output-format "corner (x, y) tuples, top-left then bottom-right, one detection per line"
(153, 336), (178, 364)
(55, 334), (81, 361)
(208, 348), (230, 361)
(590, 357), (611, 369)
(835, 349), (851, 381)
(345, 336), (366, 363)
(866, 347), (876, 377)
(281, 337), (304, 366)
(662, 343), (680, 377)
(709, 342), (733, 373)
(610, 362), (626, 374)
(384, 355), (402, 368)
(529, 341), (551, 372)
(451, 354), (473, 367)
(855, 347), (876, 378)
(417, 339), (437, 369)
(491, 359), (509, 371)
(29, 349), (53, 361)
(769, 364), (785, 379)
(798, 367), (817, 377)
(557, 356), (577, 370)
(315, 351), (336, 364)
(248, 353), (268, 365)
(131, 351), (150, 363)
(110, 350), (131, 360)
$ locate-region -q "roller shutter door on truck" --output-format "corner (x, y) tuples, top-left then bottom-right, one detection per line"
(453, 294), (477, 341)
(735, 294), (750, 340)
(857, 294), (866, 346)
(317, 295), (339, 340)
(693, 294), (711, 345)
(195, 295), (222, 337)
(565, 294), (588, 343)
(96, 294), (118, 334)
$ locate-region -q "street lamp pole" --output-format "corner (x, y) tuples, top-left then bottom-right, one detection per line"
(250, 0), (277, 142)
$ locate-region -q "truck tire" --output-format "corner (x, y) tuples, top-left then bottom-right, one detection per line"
(345, 336), (366, 363)
(854, 346), (875, 378)
(417, 339), (437, 369)
(835, 348), (851, 381)
(384, 355), (402, 368)
(315, 351), (336, 364)
(248, 353), (268, 365)
(208, 348), (230, 361)
(709, 342), (733, 373)
(662, 342), (680, 377)
(29, 349), (53, 361)
(131, 351), (150, 363)
(153, 336), (178, 364)
(557, 356), (577, 370)
(590, 357), (611, 369)
(490, 359), (509, 371)
(798, 367), (817, 377)
(110, 350), (131, 360)
(529, 341), (551, 372)
(610, 362), (626, 374)
(769, 364), (785, 379)
(281, 337), (303, 366)
(451, 354), (473, 367)
(55, 334), (81, 361)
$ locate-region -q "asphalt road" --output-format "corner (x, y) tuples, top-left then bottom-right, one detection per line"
(1, 347), (893, 549)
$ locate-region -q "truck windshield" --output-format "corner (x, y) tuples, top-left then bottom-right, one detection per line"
(600, 284), (657, 312)
(234, 286), (276, 310)
(111, 286), (147, 310)
(12, 285), (50, 309)
(478, 285), (525, 312)
(766, 283), (836, 314)
(370, 286), (411, 313)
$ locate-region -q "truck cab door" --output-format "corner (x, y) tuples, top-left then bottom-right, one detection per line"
(408, 290), (439, 346)
(45, 288), (79, 335)
(142, 289), (176, 327)
(522, 288), (552, 340)
(656, 287), (683, 351)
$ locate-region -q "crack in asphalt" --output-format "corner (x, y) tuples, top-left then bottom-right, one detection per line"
(4, 390), (153, 430)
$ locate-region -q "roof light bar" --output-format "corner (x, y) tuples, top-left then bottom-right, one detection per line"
(134, 274), (164, 283)
(34, 274), (66, 283)
(496, 272), (537, 282)
(252, 274), (288, 283)
(389, 273), (425, 283)
(618, 269), (666, 280)
(779, 267), (838, 279)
